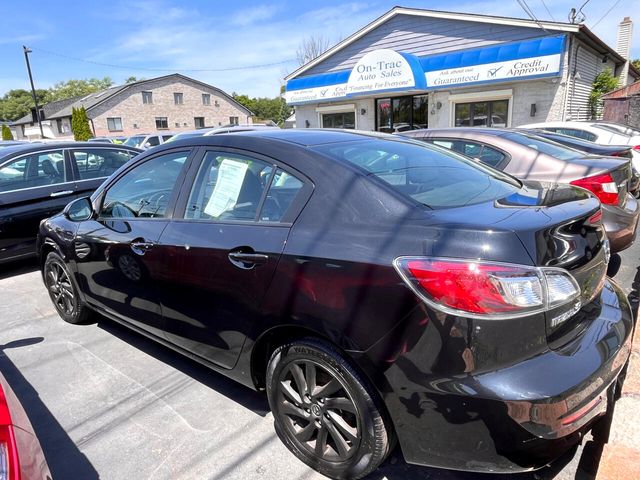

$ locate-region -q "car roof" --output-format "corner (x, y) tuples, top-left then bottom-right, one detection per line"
(0, 141), (142, 161)
(164, 128), (402, 148)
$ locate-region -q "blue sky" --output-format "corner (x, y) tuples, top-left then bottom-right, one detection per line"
(0, 0), (637, 98)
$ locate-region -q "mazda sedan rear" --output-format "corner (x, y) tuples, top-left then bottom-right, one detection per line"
(38, 130), (632, 479)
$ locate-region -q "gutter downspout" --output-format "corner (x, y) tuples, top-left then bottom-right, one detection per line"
(561, 35), (573, 121)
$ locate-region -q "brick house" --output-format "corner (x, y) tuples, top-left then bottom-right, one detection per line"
(13, 74), (253, 139)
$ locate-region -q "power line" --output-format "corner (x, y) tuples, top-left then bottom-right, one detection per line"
(591, 0), (624, 28)
(28, 46), (297, 73)
(516, 0), (549, 32)
(540, 0), (556, 21)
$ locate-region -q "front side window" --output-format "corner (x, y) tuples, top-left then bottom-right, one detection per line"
(71, 148), (133, 180)
(155, 117), (168, 129)
(314, 140), (519, 209)
(174, 92), (183, 105)
(100, 151), (189, 219)
(124, 135), (145, 147)
(0, 150), (66, 192)
(142, 91), (153, 104)
(202, 94), (211, 105)
(185, 152), (271, 221)
(107, 117), (123, 132)
(146, 136), (160, 147)
(454, 100), (508, 127)
(322, 112), (355, 129)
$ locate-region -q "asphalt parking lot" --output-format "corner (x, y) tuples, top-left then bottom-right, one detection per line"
(0, 243), (638, 480)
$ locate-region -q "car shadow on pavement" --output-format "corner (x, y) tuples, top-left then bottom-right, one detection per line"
(96, 318), (271, 416)
(0, 337), (99, 479)
(0, 257), (39, 280)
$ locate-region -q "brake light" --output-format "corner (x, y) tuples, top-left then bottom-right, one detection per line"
(394, 257), (580, 319)
(633, 145), (640, 151)
(570, 172), (619, 205)
(0, 385), (19, 480)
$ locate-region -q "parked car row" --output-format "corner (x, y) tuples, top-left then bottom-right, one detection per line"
(36, 129), (633, 479)
(401, 127), (639, 252)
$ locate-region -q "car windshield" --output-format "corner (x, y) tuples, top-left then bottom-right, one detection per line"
(313, 139), (520, 209)
(124, 136), (145, 147)
(502, 132), (585, 160)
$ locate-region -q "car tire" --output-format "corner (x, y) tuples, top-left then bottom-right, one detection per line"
(44, 251), (93, 324)
(266, 338), (394, 480)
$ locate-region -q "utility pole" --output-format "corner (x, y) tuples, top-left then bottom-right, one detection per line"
(22, 45), (44, 138)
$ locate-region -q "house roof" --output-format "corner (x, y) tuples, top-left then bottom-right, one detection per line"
(13, 73), (252, 125)
(285, 6), (640, 81)
(602, 80), (640, 99)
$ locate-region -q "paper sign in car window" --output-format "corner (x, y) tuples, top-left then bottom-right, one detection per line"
(204, 158), (249, 217)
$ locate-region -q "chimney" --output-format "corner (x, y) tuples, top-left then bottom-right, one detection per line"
(616, 17), (633, 86)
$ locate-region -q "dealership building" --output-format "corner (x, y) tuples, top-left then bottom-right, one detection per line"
(285, 8), (639, 132)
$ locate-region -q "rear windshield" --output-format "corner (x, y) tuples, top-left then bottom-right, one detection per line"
(313, 139), (520, 209)
(502, 132), (584, 160)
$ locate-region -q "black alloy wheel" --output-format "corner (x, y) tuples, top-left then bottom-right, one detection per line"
(267, 339), (394, 480)
(44, 252), (93, 324)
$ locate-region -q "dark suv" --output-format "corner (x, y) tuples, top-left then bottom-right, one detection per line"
(0, 142), (140, 263)
(38, 130), (632, 479)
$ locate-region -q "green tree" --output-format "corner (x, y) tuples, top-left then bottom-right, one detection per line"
(49, 77), (113, 102)
(124, 76), (144, 84)
(71, 106), (93, 141)
(1, 124), (13, 140)
(589, 69), (619, 119)
(0, 88), (50, 122)
(232, 93), (292, 126)
(632, 59), (640, 71)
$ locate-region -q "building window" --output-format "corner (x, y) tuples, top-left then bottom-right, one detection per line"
(56, 118), (63, 134)
(229, 116), (239, 125)
(454, 100), (508, 127)
(321, 112), (355, 129)
(155, 117), (168, 129)
(174, 92), (183, 105)
(376, 95), (428, 133)
(194, 117), (205, 129)
(142, 91), (153, 104)
(202, 94), (211, 105)
(107, 117), (123, 131)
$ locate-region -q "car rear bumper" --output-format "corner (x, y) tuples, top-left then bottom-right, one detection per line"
(377, 278), (633, 473)
(602, 195), (639, 252)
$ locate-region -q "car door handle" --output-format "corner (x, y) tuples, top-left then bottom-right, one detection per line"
(50, 190), (74, 198)
(131, 240), (154, 255)
(228, 251), (269, 269)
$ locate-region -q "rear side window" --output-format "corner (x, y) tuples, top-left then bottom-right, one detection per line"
(185, 152), (270, 221)
(100, 151), (188, 218)
(0, 150), (66, 192)
(426, 139), (506, 168)
(314, 139), (519, 209)
(70, 148), (134, 180)
(260, 168), (304, 222)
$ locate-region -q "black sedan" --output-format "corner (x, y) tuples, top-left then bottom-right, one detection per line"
(0, 142), (141, 263)
(38, 130), (632, 479)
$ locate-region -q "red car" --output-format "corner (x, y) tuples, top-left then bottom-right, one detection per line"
(0, 372), (51, 480)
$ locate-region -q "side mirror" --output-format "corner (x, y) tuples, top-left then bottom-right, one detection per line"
(63, 197), (94, 222)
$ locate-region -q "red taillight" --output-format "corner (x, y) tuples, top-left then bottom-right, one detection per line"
(0, 385), (19, 480)
(588, 210), (603, 224)
(633, 145), (640, 151)
(394, 257), (580, 319)
(570, 172), (619, 205)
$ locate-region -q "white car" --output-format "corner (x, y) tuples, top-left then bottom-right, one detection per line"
(519, 121), (640, 169)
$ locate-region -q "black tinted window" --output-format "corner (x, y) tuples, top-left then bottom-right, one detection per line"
(185, 152), (270, 221)
(260, 169), (304, 222)
(71, 148), (133, 180)
(314, 140), (519, 209)
(100, 151), (188, 218)
(0, 150), (65, 192)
